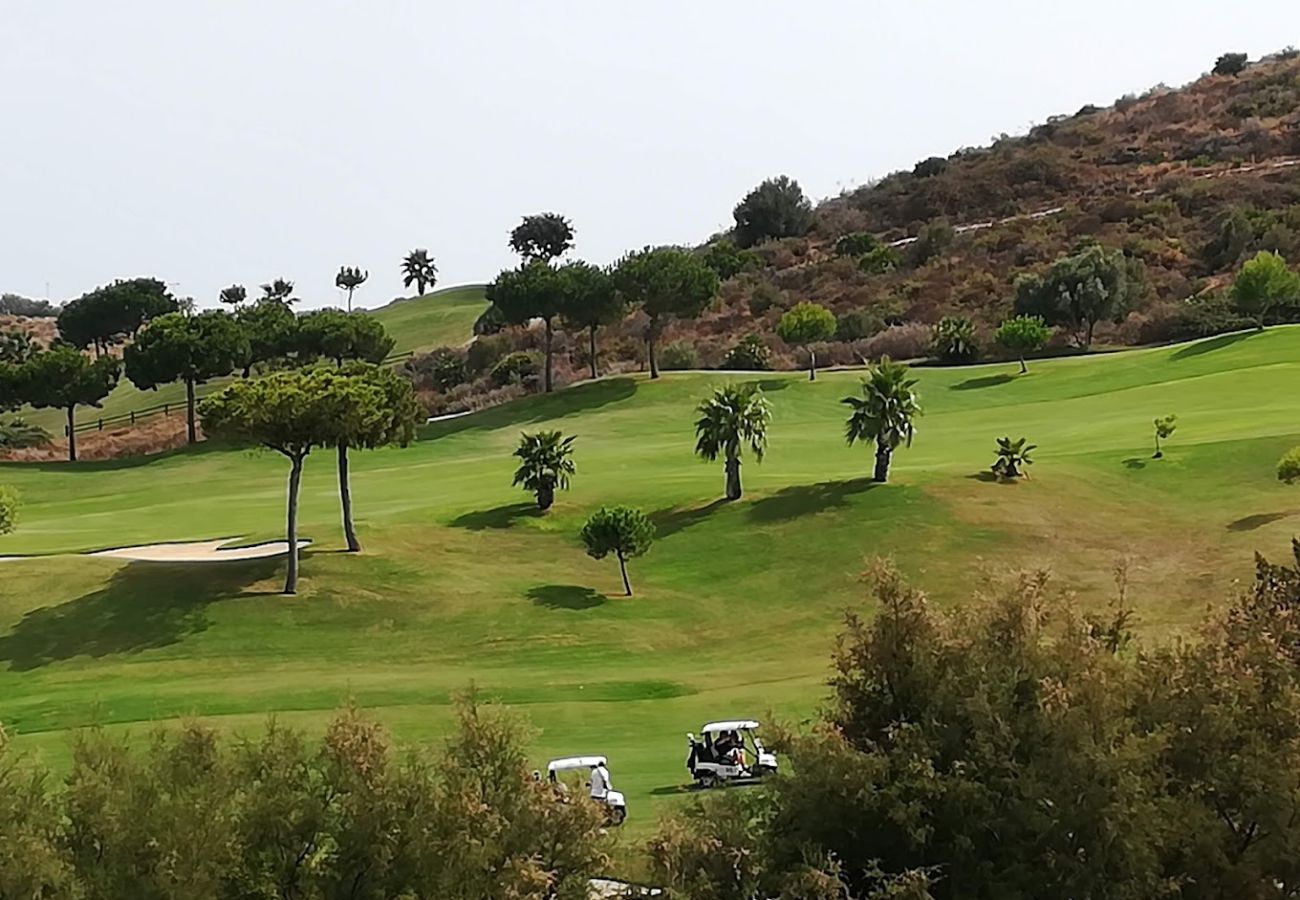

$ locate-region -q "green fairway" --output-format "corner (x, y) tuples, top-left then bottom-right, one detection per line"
(368, 283), (489, 355)
(3, 326), (1300, 843)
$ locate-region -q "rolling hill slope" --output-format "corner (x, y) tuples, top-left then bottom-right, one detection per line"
(3, 328), (1300, 838)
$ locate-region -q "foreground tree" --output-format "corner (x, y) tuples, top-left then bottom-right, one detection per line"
(218, 284), (247, 307)
(694, 384), (771, 501)
(612, 247), (718, 379)
(580, 506), (654, 596)
(732, 175), (813, 248)
(125, 311), (249, 444)
(488, 262), (565, 392)
(1153, 414), (1177, 459)
(995, 314), (1051, 373)
(776, 302), (836, 380)
(324, 365), (421, 552)
(57, 278), (177, 355)
(558, 262), (623, 380)
(843, 357), (921, 483)
(401, 249), (438, 296)
(509, 213), (574, 263)
(1014, 243), (1130, 348)
(1231, 250), (1300, 329)
(200, 369), (343, 592)
(297, 309), (395, 367)
(335, 266), (369, 312)
(512, 431), (576, 511)
(0, 485), (18, 534)
(23, 345), (121, 461)
(991, 436), (1036, 479)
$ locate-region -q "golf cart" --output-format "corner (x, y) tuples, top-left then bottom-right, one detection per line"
(686, 719), (778, 787)
(545, 755), (627, 825)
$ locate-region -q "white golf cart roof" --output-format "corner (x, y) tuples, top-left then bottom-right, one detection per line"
(702, 720), (760, 734)
(547, 755), (607, 772)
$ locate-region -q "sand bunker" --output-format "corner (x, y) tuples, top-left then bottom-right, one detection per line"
(89, 538), (313, 563)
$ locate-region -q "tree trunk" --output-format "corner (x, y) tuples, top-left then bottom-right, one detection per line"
(873, 443), (892, 483)
(544, 317), (554, 393)
(338, 441), (360, 552)
(724, 454), (742, 500)
(617, 550), (632, 596)
(284, 454), (304, 594)
(589, 324), (599, 380)
(66, 405), (77, 462)
(1153, 434), (1162, 459)
(537, 482), (554, 511)
(347, 287), (354, 313)
(648, 334), (659, 380)
(808, 346), (817, 381)
(185, 377), (197, 444)
(1085, 319), (1096, 350)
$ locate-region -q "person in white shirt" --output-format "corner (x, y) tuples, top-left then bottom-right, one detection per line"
(589, 761), (611, 801)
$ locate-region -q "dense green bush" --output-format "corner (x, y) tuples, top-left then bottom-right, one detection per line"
(858, 245), (901, 275)
(905, 219), (956, 268)
(931, 315), (979, 362)
(0, 417), (52, 450)
(1213, 51), (1249, 76)
(833, 231), (880, 258)
(732, 176), (814, 248)
(466, 332), (514, 376)
(404, 346), (469, 392)
(659, 340), (701, 370)
(490, 351), (541, 387)
(701, 239), (762, 280)
(912, 156), (948, 178)
(721, 334), (772, 370)
(0, 485), (18, 534)
(835, 309), (885, 342)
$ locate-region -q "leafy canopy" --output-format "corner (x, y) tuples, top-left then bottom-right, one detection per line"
(57, 278), (177, 350)
(512, 431), (577, 500)
(694, 384), (771, 463)
(1154, 414), (1178, 441)
(124, 311), (249, 390)
(22, 344), (121, 412)
(200, 367), (355, 459)
(218, 284), (247, 307)
(995, 314), (1050, 356)
(701, 239), (762, 280)
(1014, 243), (1131, 346)
(557, 261), (623, 330)
(931, 315), (979, 363)
(732, 175), (813, 248)
(1279, 446), (1300, 484)
(613, 247), (719, 326)
(297, 309), (395, 365)
(509, 213), (574, 263)
(260, 278), (297, 304)
(1231, 250), (1300, 325)
(488, 261), (566, 325)
(237, 299), (300, 370)
(0, 484), (18, 535)
(843, 357), (921, 451)
(580, 506), (654, 560)
(776, 302), (836, 347)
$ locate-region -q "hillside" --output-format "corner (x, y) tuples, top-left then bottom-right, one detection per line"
(638, 52), (1300, 363)
(368, 283), (489, 355)
(5, 327), (1300, 837)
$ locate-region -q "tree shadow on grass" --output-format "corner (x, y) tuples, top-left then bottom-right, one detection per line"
(526, 584), (607, 610)
(747, 477), (877, 523)
(1227, 511), (1293, 532)
(966, 471), (1001, 483)
(951, 373), (1016, 391)
(1169, 330), (1254, 361)
(649, 784), (697, 797)
(420, 377), (639, 439)
(0, 558), (281, 672)
(450, 501), (542, 531)
(651, 499), (730, 539)
(1122, 457), (1148, 470)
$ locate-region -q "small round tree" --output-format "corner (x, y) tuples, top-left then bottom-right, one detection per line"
(995, 315), (1051, 374)
(0, 484), (19, 535)
(777, 302), (836, 380)
(1231, 251), (1300, 330)
(513, 431), (577, 511)
(1278, 447), (1300, 484)
(580, 506), (654, 597)
(1153, 415), (1177, 459)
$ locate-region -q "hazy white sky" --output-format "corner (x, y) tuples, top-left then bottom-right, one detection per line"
(1, 1), (1294, 309)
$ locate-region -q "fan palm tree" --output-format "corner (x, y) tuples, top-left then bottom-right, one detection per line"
(512, 431), (577, 510)
(335, 266), (369, 312)
(260, 278), (297, 305)
(694, 384), (771, 501)
(991, 436), (1036, 479)
(402, 249), (438, 297)
(842, 357), (922, 483)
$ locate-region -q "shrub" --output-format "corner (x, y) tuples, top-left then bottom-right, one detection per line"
(702, 240), (761, 280)
(834, 231), (880, 258)
(931, 315), (979, 363)
(747, 282), (785, 317)
(403, 346), (468, 392)
(659, 341), (701, 371)
(912, 156), (948, 178)
(994, 315), (1051, 372)
(836, 309), (885, 342)
(0, 485), (17, 533)
(732, 176), (814, 248)
(0, 417), (52, 450)
(0, 293), (57, 317)
(721, 335), (772, 371)
(858, 245), (901, 274)
(991, 436), (1036, 479)
(490, 351), (540, 387)
(1279, 446), (1300, 484)
(1213, 52), (1249, 76)
(905, 219), (955, 267)
(466, 333), (514, 376)
(472, 302), (508, 335)
(862, 323), (932, 361)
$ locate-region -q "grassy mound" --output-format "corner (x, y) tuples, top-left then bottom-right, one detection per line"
(3, 326), (1300, 838)
(370, 284), (488, 356)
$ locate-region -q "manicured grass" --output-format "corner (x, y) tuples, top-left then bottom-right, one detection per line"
(369, 283), (489, 355)
(3, 326), (1300, 845)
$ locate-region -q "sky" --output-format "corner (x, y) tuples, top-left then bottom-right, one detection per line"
(0, 1), (1295, 311)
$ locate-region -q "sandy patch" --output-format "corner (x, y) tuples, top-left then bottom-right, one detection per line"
(0, 537), (311, 564)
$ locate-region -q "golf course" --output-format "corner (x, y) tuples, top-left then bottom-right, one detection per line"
(3, 324), (1300, 839)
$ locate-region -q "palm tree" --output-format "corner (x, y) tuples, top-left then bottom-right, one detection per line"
(218, 284), (247, 307)
(842, 357), (922, 483)
(335, 266), (369, 312)
(260, 278), (297, 305)
(402, 249), (438, 297)
(512, 431), (576, 510)
(991, 436), (1036, 479)
(694, 384), (771, 501)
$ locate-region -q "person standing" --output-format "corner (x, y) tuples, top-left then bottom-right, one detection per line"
(589, 760), (611, 801)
